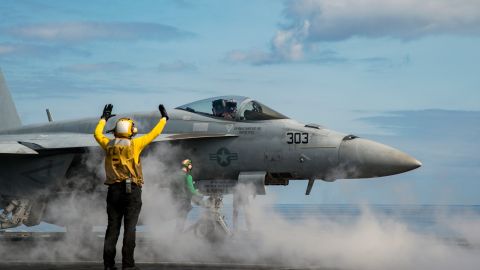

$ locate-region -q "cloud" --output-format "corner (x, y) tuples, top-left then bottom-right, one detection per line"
(0, 42), (90, 57)
(3, 21), (194, 43)
(285, 0), (480, 42)
(226, 47), (408, 68)
(0, 1), (56, 24)
(355, 55), (411, 72)
(59, 62), (134, 73)
(225, 48), (348, 65)
(166, 0), (194, 9)
(358, 109), (480, 140)
(225, 49), (274, 65)
(229, 0), (480, 65)
(157, 60), (197, 72)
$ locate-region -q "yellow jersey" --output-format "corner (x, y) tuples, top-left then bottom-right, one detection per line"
(94, 117), (167, 186)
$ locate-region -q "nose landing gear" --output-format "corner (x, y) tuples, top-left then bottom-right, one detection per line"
(189, 195), (231, 242)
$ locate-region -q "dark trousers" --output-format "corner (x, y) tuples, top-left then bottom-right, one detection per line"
(174, 199), (192, 233)
(103, 182), (142, 268)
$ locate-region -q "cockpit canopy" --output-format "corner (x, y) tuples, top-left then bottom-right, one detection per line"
(176, 96), (288, 121)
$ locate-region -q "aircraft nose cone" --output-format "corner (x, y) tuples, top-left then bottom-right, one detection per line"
(338, 138), (421, 178)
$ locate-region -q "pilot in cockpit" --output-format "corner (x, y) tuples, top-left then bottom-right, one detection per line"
(212, 99), (237, 120)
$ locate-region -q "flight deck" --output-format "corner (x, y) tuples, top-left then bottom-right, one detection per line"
(1, 204), (478, 270)
(0, 262), (316, 270)
(0, 231), (327, 270)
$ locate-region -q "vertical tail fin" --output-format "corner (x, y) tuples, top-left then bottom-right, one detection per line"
(0, 70), (22, 130)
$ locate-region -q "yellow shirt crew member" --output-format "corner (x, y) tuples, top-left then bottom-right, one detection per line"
(94, 103), (169, 270)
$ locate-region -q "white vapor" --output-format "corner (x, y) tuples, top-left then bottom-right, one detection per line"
(137, 146), (480, 269)
(1, 144), (479, 270)
(228, 0), (480, 65)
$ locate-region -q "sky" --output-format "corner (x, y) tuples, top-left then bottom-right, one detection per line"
(0, 0), (479, 205)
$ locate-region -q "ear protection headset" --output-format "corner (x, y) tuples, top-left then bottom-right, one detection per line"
(182, 159), (193, 172)
(114, 118), (138, 138)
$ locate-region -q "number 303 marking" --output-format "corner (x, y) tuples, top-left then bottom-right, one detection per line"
(287, 132), (308, 144)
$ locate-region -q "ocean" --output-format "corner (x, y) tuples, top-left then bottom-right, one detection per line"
(188, 204), (480, 240)
(4, 204), (480, 237)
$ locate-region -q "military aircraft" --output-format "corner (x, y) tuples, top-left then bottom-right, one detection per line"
(0, 71), (421, 230)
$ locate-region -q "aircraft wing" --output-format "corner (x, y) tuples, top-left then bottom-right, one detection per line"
(0, 141), (39, 154)
(0, 133), (237, 154)
(153, 133), (237, 141)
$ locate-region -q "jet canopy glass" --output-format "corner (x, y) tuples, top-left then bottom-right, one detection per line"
(176, 96), (288, 121)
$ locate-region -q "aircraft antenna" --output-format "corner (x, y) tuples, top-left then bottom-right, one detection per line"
(46, 109), (53, 122)
(306, 178), (315, 195)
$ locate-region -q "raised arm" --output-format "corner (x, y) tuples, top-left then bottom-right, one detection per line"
(134, 104), (169, 151)
(93, 104), (115, 150)
(94, 119), (110, 150)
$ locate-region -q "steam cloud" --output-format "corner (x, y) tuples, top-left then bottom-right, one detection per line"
(0, 144), (479, 270)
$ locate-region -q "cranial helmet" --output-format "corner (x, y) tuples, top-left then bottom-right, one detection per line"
(182, 159), (193, 172)
(114, 118), (138, 138)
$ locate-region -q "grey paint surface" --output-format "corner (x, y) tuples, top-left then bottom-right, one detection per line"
(0, 70), (21, 131)
(0, 72), (421, 227)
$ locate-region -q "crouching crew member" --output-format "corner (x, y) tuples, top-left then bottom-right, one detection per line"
(94, 104), (169, 270)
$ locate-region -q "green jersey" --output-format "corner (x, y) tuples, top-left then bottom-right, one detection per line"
(185, 173), (201, 196)
(171, 171), (200, 202)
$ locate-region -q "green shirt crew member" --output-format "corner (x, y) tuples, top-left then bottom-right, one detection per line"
(171, 159), (203, 232)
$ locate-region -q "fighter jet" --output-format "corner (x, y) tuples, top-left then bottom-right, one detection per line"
(0, 71), (421, 230)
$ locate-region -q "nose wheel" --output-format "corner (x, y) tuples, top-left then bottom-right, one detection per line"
(189, 195), (231, 242)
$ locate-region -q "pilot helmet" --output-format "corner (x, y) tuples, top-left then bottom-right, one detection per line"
(212, 99), (226, 116)
(182, 159), (193, 172)
(114, 118), (138, 138)
(212, 99), (237, 116)
(225, 99), (237, 113)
